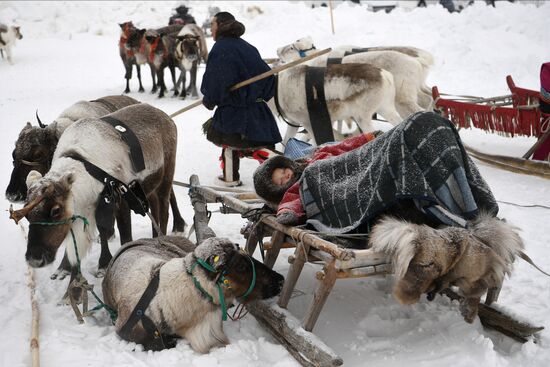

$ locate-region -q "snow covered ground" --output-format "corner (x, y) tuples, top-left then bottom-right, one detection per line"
(0, 1), (549, 366)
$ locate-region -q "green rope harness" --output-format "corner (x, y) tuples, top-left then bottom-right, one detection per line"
(30, 215), (118, 323)
(188, 255), (257, 322)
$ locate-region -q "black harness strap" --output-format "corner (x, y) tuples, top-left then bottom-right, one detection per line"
(274, 75), (301, 128)
(100, 116), (146, 173)
(64, 152), (149, 218)
(346, 47), (371, 56)
(91, 98), (119, 113)
(118, 270), (166, 351)
(305, 66), (334, 144)
(327, 57), (343, 65)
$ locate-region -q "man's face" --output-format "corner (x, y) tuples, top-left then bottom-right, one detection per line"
(211, 17), (219, 41)
(272, 167), (294, 186)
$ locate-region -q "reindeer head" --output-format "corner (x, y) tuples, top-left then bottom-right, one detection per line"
(119, 21), (135, 38)
(125, 28), (146, 52)
(175, 35), (199, 63)
(13, 26), (22, 40)
(6, 121), (57, 202)
(15, 172), (76, 268)
(277, 36), (315, 63)
(193, 238), (284, 302)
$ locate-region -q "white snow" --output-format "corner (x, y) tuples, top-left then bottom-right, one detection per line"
(1, 1), (549, 367)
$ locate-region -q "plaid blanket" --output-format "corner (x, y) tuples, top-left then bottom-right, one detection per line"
(300, 112), (499, 233)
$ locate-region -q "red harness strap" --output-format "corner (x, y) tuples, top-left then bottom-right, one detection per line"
(149, 37), (167, 63)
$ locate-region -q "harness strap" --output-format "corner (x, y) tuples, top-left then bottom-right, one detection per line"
(305, 66), (335, 144)
(100, 115), (146, 172)
(64, 152), (149, 216)
(118, 270), (166, 350)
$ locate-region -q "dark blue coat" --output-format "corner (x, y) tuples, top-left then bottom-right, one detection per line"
(201, 37), (282, 144)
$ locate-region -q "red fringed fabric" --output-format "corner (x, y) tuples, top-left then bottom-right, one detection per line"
(433, 76), (542, 138)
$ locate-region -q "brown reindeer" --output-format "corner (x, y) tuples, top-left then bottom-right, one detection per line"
(145, 25), (184, 98)
(369, 213), (524, 323)
(11, 103), (177, 301)
(119, 21), (146, 93)
(103, 236), (284, 352)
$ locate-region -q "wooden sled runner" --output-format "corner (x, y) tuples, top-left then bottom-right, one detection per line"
(183, 175), (544, 366)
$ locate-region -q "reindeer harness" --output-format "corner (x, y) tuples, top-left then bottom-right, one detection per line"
(64, 115), (149, 229)
(115, 242), (258, 350)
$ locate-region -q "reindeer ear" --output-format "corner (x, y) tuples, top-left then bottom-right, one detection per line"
(26, 170), (43, 189)
(24, 122), (32, 130)
(62, 173), (75, 187)
(139, 28), (146, 35)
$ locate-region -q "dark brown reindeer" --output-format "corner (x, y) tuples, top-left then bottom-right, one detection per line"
(119, 21), (146, 93)
(103, 236), (284, 352)
(174, 24), (208, 99)
(145, 28), (182, 98)
(10, 103), (178, 302)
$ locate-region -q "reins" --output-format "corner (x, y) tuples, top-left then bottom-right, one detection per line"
(187, 254), (257, 321)
(30, 215), (118, 323)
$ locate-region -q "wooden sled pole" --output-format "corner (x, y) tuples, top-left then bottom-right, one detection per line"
(329, 0), (335, 35)
(465, 145), (550, 179)
(169, 47), (332, 118)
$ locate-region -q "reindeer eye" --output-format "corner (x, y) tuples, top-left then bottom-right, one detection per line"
(50, 205), (62, 219)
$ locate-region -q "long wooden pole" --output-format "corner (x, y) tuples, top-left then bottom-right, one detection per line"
(169, 47), (332, 118)
(329, 0), (335, 35)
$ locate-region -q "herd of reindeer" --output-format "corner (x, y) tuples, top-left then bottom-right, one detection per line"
(5, 14), (470, 355)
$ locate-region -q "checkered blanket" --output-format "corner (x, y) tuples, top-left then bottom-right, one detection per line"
(300, 112), (499, 233)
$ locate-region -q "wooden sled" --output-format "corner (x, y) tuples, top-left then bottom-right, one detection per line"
(184, 175), (544, 366)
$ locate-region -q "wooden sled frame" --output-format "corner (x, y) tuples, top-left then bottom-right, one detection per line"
(184, 175), (543, 366)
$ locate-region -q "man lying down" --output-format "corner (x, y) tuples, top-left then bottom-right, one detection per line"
(253, 111), (524, 323)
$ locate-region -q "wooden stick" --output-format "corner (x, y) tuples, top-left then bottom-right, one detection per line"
(27, 266), (40, 367)
(329, 0), (335, 35)
(442, 289), (544, 343)
(522, 119), (550, 159)
(169, 47), (332, 118)
(247, 301), (343, 367)
(465, 145), (550, 179)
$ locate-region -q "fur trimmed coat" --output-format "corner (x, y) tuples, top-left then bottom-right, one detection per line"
(200, 22), (281, 145)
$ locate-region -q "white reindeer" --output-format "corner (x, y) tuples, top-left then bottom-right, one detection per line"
(0, 24), (23, 64)
(277, 37), (434, 120)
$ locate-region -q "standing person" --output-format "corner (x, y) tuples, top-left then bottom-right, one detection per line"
(201, 11), (282, 187)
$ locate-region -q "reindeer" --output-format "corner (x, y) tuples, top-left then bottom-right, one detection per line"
(277, 37), (433, 120)
(143, 25), (184, 98)
(270, 63), (403, 145)
(10, 103), (177, 301)
(103, 236), (284, 352)
(0, 24), (23, 64)
(174, 23), (208, 99)
(369, 212), (524, 323)
(119, 21), (147, 93)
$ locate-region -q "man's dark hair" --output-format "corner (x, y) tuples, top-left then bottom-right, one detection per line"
(214, 11), (235, 25)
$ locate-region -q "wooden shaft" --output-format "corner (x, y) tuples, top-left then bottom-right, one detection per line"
(522, 119), (550, 159)
(303, 260), (338, 332)
(329, 0), (335, 35)
(169, 47), (332, 118)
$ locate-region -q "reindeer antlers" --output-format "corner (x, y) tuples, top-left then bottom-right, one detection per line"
(9, 194), (46, 224)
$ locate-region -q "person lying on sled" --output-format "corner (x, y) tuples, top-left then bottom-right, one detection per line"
(253, 111), (524, 324)
(254, 111), (499, 232)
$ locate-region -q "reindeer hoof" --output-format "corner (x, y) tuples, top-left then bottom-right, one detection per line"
(51, 268), (71, 280)
(139, 87), (145, 93)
